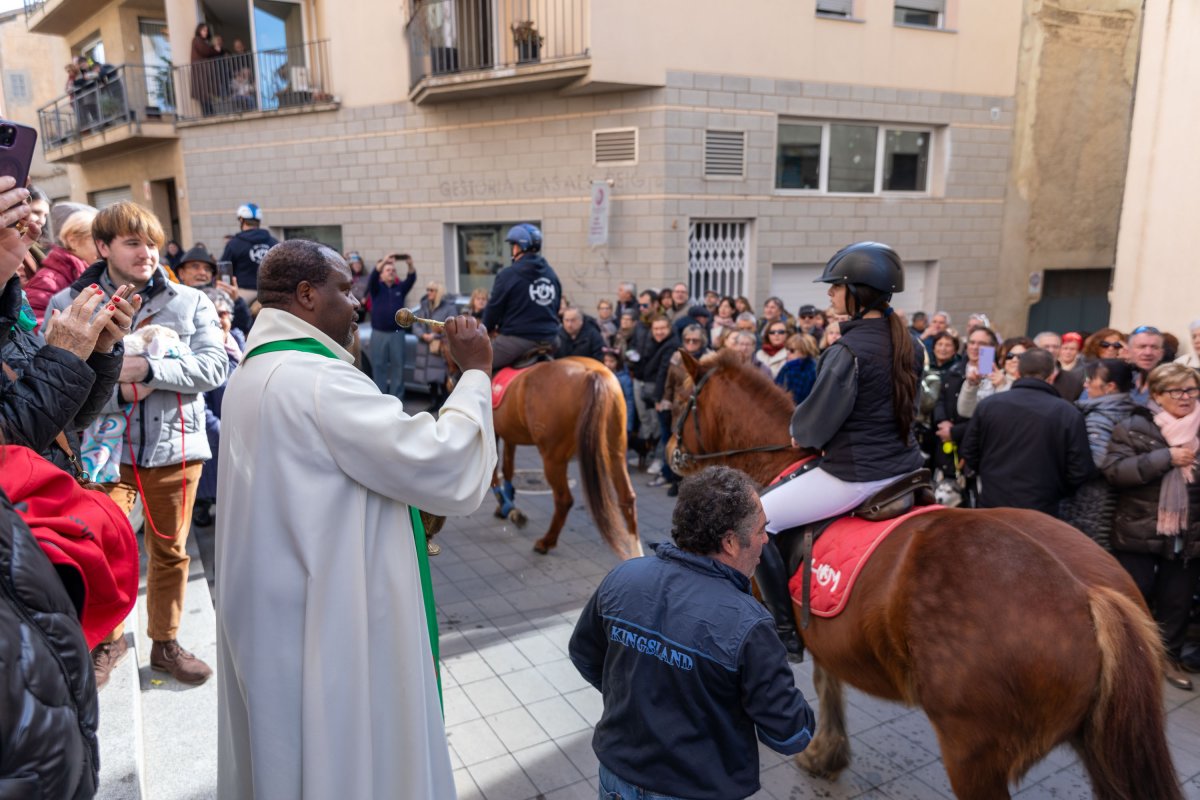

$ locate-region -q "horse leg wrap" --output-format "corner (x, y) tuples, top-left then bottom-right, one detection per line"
(493, 485), (515, 518)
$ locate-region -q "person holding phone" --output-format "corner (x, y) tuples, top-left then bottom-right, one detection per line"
(755, 242), (924, 656)
(365, 251), (416, 400)
(958, 336), (1033, 419)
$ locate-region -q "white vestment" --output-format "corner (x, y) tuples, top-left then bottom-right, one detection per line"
(216, 309), (496, 799)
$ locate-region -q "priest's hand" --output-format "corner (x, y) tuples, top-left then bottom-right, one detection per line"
(443, 315), (492, 378)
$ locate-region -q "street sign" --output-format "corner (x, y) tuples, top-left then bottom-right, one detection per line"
(588, 181), (611, 247)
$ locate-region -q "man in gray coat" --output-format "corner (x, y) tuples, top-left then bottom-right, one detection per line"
(47, 202), (227, 688)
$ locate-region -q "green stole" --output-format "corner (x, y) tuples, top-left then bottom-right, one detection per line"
(244, 337), (443, 704)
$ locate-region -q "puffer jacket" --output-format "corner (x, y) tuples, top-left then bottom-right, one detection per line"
(1059, 392), (1138, 549)
(1101, 406), (1200, 559)
(0, 486), (99, 799)
(0, 275), (123, 471)
(45, 262), (227, 467)
(23, 246), (89, 325)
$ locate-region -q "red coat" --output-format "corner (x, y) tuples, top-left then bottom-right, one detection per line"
(24, 246), (89, 324)
(0, 446), (138, 648)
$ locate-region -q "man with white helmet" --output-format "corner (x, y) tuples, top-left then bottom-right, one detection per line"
(482, 223), (562, 370)
(220, 202), (279, 307)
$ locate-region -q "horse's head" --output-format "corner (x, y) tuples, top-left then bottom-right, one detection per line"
(666, 349), (803, 485)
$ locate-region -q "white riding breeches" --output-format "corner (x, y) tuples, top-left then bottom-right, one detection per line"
(761, 467), (896, 534)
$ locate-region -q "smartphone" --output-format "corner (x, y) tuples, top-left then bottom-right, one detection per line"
(217, 260), (234, 283)
(0, 121), (37, 190)
(978, 345), (996, 376)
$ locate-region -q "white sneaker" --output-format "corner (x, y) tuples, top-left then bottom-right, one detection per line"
(646, 458), (663, 474)
(648, 475), (669, 487)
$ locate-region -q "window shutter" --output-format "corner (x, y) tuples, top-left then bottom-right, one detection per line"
(593, 128), (638, 165)
(704, 130), (746, 178)
(816, 0), (853, 16)
(898, 0), (944, 12)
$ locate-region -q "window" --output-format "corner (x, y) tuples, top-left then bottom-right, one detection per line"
(3, 71), (31, 105)
(816, 0), (853, 17)
(776, 121), (934, 194)
(282, 225), (343, 253)
(894, 0), (944, 27)
(74, 35), (105, 67)
(455, 222), (538, 294)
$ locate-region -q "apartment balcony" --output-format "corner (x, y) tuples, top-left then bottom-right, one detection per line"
(38, 64), (177, 164)
(23, 0), (107, 35)
(407, 0), (590, 105)
(172, 40), (336, 125)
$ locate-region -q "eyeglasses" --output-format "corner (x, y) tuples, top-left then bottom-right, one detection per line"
(683, 337), (702, 344)
(768, 329), (787, 335)
(1131, 325), (1161, 336)
(1004, 353), (1022, 361)
(1098, 341), (1124, 350)
(1161, 387), (1200, 400)
(638, 303), (651, 308)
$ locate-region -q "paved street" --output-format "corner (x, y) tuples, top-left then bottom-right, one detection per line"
(428, 445), (1200, 800)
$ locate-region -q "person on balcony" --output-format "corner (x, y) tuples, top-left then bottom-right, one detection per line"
(190, 22), (224, 116)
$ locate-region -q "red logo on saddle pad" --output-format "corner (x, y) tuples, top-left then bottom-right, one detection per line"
(788, 505), (941, 618)
(491, 366), (527, 409)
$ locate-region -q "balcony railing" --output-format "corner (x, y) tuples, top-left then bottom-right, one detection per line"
(37, 64), (174, 153)
(22, 0), (45, 18)
(172, 40), (333, 121)
(406, 0), (588, 89)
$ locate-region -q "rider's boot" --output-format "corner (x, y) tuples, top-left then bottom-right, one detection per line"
(755, 535), (803, 661)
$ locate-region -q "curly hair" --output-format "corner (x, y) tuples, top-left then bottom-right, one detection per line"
(257, 239), (341, 307)
(671, 466), (762, 555)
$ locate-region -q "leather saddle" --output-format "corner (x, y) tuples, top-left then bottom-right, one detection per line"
(511, 344), (555, 369)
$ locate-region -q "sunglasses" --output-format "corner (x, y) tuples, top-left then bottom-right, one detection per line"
(1162, 387), (1200, 400)
(1098, 341), (1124, 350)
(1131, 325), (1161, 336)
(768, 329), (787, 335)
(683, 337), (702, 344)
(638, 303), (651, 308)
(1004, 353), (1022, 361)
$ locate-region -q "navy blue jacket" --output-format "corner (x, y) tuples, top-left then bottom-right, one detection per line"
(481, 254), (562, 341)
(366, 268), (417, 332)
(219, 227), (279, 289)
(569, 542), (815, 800)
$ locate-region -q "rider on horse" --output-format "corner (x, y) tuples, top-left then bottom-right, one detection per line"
(482, 223), (563, 371)
(757, 241), (924, 654)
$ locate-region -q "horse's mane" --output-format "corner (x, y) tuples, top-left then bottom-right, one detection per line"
(698, 349), (796, 422)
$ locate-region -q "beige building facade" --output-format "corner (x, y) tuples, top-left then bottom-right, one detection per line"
(1111, 0), (1200, 350)
(25, 0), (1151, 337)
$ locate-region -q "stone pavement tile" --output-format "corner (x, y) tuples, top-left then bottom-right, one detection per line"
(908, 760), (955, 797)
(453, 767), (485, 800)
(510, 630), (568, 663)
(1012, 766), (1092, 799)
(556, 729), (601, 778)
(443, 685), (483, 726)
(500, 665), (562, 705)
(475, 593), (522, 620)
(510, 741), (586, 794)
(757, 761), (860, 799)
(843, 738), (918, 790)
(563, 686), (605, 727)
(853, 720), (939, 774)
(1173, 743), (1200, 786)
(1184, 776), (1200, 800)
(486, 706), (551, 750)
(463, 676), (523, 716)
(536, 657), (592, 694)
(447, 718), (509, 766)
(443, 650), (497, 686)
(478, 640), (535, 676)
(468, 753), (540, 800)
(527, 696), (592, 739)
(874, 772), (953, 799)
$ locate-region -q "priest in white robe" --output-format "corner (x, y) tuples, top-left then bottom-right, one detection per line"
(215, 239), (496, 799)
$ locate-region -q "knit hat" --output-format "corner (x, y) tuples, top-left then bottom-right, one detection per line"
(49, 201), (97, 245)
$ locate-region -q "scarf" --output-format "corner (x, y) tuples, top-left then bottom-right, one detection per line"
(761, 339), (785, 357)
(1151, 400), (1200, 536)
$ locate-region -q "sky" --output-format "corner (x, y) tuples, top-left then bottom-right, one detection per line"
(0, 0), (23, 11)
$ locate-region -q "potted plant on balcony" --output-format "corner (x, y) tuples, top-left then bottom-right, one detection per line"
(511, 20), (542, 64)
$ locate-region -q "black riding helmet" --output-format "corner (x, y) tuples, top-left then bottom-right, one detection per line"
(814, 242), (904, 318)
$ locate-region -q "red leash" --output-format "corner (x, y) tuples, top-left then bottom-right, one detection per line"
(122, 384), (188, 541)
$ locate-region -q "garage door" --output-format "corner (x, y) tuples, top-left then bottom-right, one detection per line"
(88, 186), (133, 209)
(770, 260), (938, 317)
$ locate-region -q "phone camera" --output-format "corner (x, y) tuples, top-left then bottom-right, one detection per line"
(0, 126), (15, 148)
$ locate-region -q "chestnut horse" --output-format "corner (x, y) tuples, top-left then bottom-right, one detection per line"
(666, 349), (1181, 800)
(493, 356), (642, 560)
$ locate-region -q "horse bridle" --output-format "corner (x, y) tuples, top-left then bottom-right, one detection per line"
(669, 367), (793, 473)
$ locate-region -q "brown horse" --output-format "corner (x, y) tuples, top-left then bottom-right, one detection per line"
(666, 349), (1182, 800)
(492, 356), (642, 560)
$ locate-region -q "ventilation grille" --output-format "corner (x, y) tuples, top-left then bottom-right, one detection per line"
(704, 130), (746, 178)
(593, 128), (638, 165)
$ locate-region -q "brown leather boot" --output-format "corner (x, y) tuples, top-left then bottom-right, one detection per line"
(91, 636), (129, 691)
(150, 639), (213, 685)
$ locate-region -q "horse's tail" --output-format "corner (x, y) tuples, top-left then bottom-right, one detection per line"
(1080, 586), (1182, 800)
(577, 369), (632, 558)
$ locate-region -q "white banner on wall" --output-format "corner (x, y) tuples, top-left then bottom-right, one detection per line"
(588, 181), (611, 246)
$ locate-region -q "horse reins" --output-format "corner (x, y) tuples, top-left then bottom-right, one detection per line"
(669, 367), (792, 472)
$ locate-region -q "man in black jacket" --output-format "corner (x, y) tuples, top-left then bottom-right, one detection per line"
(569, 467), (814, 800)
(555, 306), (604, 361)
(219, 203), (279, 306)
(482, 223), (561, 370)
(961, 348), (1095, 516)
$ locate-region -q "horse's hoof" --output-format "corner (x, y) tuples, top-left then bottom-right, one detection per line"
(794, 742), (848, 779)
(532, 540), (550, 555)
(509, 509), (527, 527)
